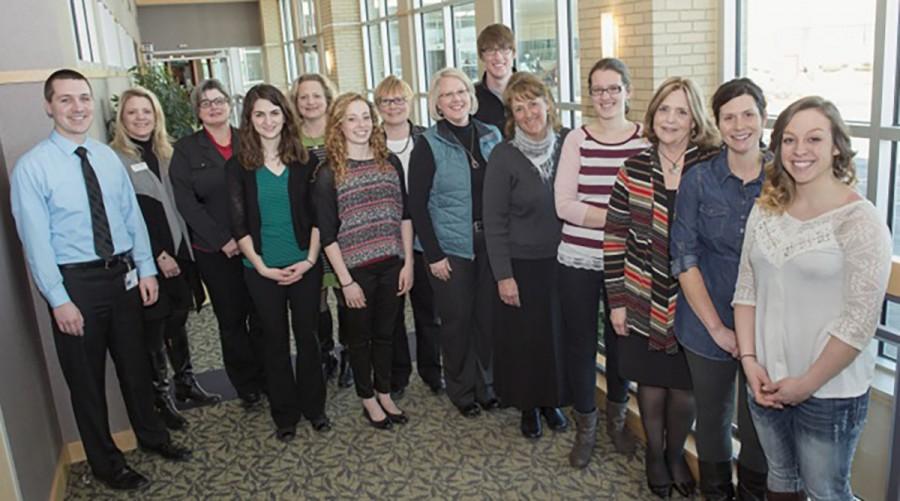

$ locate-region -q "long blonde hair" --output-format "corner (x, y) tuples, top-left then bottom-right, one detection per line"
(111, 86), (174, 160)
(758, 96), (856, 213)
(323, 93), (390, 184)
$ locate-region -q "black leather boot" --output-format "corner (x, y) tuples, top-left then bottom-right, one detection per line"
(168, 327), (221, 405)
(338, 348), (354, 388)
(150, 350), (187, 430)
(520, 408), (542, 438)
(699, 460), (735, 501)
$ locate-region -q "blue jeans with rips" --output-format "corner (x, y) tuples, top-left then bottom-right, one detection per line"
(749, 391), (869, 500)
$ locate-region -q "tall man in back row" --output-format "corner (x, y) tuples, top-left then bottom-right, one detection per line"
(474, 23), (516, 135)
(10, 69), (191, 491)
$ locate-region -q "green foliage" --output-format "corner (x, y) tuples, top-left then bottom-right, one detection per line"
(111, 65), (196, 140)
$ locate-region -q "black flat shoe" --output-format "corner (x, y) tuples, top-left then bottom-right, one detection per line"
(520, 409), (543, 439)
(390, 387), (406, 401)
(479, 398), (500, 411)
(648, 481), (673, 499)
(540, 407), (569, 432)
(139, 440), (192, 461)
(363, 407), (393, 430)
(310, 415), (332, 432)
(458, 403), (482, 418)
(427, 381), (445, 395)
(667, 452), (696, 497)
(95, 465), (149, 491)
(276, 426), (297, 443)
(239, 391), (263, 409)
(384, 409), (409, 425)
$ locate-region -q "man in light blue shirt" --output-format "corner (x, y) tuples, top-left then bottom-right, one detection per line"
(10, 69), (191, 492)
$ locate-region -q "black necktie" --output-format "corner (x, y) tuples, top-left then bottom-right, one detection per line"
(75, 146), (114, 258)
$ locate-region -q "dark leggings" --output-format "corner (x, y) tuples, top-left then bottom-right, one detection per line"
(558, 264), (630, 413)
(685, 349), (768, 472)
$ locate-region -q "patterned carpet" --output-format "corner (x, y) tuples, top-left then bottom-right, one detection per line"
(64, 307), (659, 500)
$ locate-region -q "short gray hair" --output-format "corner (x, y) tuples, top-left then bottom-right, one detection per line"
(427, 68), (479, 122)
(190, 79), (230, 120)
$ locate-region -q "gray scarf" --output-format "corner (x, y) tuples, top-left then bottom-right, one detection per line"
(512, 126), (556, 183)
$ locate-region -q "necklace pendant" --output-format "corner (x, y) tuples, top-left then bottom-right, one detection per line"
(470, 157), (479, 169)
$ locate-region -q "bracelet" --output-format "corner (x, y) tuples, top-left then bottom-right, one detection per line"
(739, 353), (757, 360)
(340, 279), (356, 288)
(305, 258), (316, 267)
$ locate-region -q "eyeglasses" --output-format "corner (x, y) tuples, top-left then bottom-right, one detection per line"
(438, 89), (469, 101)
(378, 97), (408, 107)
(199, 97), (229, 109)
(482, 47), (513, 57)
(589, 85), (624, 97)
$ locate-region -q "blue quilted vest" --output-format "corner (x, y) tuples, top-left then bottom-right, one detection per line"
(417, 119), (501, 259)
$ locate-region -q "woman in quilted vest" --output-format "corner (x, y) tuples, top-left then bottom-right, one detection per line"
(408, 68), (503, 418)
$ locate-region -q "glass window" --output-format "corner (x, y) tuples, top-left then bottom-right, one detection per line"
(514, 0), (560, 99)
(241, 48), (264, 88)
(452, 3), (477, 81)
(743, 0), (876, 122)
(570, 0), (581, 104)
(70, 0), (99, 63)
(387, 0), (398, 15)
(421, 10), (446, 81)
(388, 19), (402, 78)
(368, 24), (386, 85)
(366, 0), (384, 20)
(853, 137), (870, 197)
(419, 0), (442, 6)
(298, 0), (317, 36)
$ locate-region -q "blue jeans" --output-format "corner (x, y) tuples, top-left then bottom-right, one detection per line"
(749, 391), (869, 500)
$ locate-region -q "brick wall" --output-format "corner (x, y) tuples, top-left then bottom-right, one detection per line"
(319, 0), (365, 93)
(579, 0), (719, 123)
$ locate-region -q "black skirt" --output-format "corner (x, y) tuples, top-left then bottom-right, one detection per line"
(618, 333), (692, 390)
(493, 257), (569, 409)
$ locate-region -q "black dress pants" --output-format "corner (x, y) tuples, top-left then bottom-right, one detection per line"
(391, 251), (443, 391)
(244, 263), (326, 428)
(557, 264), (631, 413)
(194, 250), (266, 397)
(428, 233), (496, 409)
(53, 263), (169, 478)
(344, 257), (404, 399)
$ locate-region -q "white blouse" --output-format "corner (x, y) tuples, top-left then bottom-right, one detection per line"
(732, 200), (892, 399)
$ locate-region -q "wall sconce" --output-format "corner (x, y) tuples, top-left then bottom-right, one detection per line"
(325, 48), (335, 75)
(601, 12), (617, 58)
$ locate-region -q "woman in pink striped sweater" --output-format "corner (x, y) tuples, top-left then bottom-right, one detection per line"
(554, 58), (649, 468)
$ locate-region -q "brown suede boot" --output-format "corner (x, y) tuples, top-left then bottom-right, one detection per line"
(605, 399), (636, 454)
(568, 409), (597, 468)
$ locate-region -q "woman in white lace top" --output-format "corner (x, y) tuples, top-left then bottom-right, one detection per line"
(733, 96), (891, 500)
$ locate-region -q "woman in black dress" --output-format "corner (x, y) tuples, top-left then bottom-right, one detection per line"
(604, 77), (720, 498)
(484, 72), (570, 438)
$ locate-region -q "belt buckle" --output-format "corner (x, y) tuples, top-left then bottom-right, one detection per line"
(102, 256), (118, 270)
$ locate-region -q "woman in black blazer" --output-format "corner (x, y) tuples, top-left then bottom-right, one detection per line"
(170, 79), (267, 408)
(111, 86), (219, 430)
(227, 84), (329, 441)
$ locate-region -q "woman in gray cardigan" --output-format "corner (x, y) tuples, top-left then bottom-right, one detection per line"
(111, 87), (219, 430)
(484, 72), (570, 438)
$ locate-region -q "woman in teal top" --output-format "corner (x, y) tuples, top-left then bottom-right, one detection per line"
(226, 84), (329, 442)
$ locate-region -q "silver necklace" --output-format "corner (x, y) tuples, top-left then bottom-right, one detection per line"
(387, 134), (412, 156)
(658, 148), (687, 174)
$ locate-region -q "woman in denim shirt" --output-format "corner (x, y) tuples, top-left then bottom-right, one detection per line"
(670, 78), (769, 500)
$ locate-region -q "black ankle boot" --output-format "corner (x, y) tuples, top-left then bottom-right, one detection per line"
(174, 375), (222, 405)
(150, 350), (187, 430)
(520, 408), (542, 438)
(338, 349), (354, 388)
(736, 463), (766, 501)
(699, 460), (735, 501)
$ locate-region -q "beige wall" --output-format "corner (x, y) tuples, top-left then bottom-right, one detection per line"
(0, 0), (145, 498)
(319, 0), (365, 93)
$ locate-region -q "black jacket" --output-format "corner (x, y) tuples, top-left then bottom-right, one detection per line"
(474, 73), (510, 136)
(170, 127), (240, 252)
(226, 156), (318, 256)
